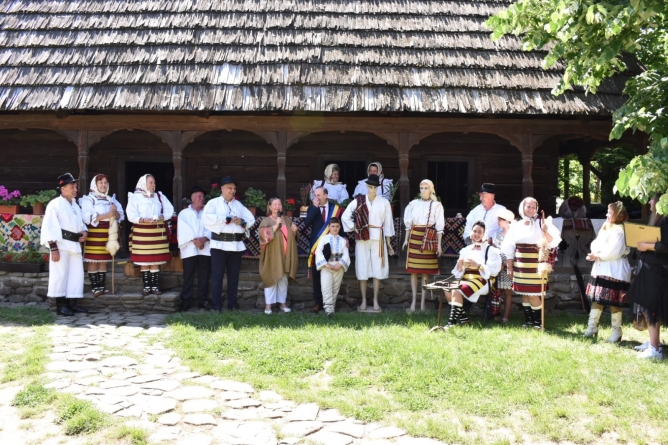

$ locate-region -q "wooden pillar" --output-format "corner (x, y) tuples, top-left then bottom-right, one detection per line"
(520, 135), (535, 198)
(172, 140), (183, 208)
(398, 133), (411, 213)
(579, 152), (591, 208)
(563, 157), (570, 198)
(276, 131), (287, 200)
(77, 131), (89, 193)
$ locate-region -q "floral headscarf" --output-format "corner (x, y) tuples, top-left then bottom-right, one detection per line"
(134, 174), (153, 198)
(419, 179), (438, 202)
(323, 164), (341, 185)
(89, 175), (108, 199)
(518, 197), (539, 220)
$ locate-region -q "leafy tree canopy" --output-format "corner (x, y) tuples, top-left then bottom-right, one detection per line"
(487, 0), (668, 213)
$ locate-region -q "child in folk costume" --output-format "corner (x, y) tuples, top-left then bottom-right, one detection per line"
(403, 179), (444, 312)
(444, 220), (502, 328)
(342, 174), (395, 311)
(502, 197), (561, 330)
(315, 218), (351, 317)
(491, 209), (516, 324)
(80, 174), (124, 297)
(41, 173), (89, 316)
(126, 174), (174, 296)
(310, 164), (349, 204)
(584, 201), (631, 342)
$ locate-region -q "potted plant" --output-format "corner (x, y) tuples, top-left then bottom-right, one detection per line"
(284, 198), (297, 217)
(205, 182), (221, 201)
(388, 182), (400, 216)
(0, 245), (49, 273)
(20, 189), (57, 215)
(299, 184), (312, 218)
(243, 187), (267, 217)
(0, 186), (21, 214)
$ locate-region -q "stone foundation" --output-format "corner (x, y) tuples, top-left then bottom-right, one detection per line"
(0, 269), (590, 313)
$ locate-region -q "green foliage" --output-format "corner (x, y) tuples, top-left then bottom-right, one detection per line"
(387, 182), (400, 204)
(19, 189), (56, 207)
(487, 0), (668, 213)
(244, 187), (267, 208)
(12, 382), (56, 408)
(56, 395), (107, 435)
(114, 425), (149, 445)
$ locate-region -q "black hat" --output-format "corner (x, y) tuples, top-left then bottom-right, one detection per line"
(366, 174), (381, 187)
(219, 176), (237, 187)
(478, 183), (496, 194)
(57, 173), (76, 189)
(190, 185), (205, 196)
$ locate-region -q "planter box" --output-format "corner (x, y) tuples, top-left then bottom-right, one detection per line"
(0, 261), (44, 273)
(0, 205), (20, 215)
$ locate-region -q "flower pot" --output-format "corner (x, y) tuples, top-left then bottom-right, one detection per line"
(300, 206), (309, 218)
(248, 207), (257, 216)
(0, 205), (19, 215)
(31, 202), (45, 215)
(0, 261), (44, 273)
(285, 210), (294, 218)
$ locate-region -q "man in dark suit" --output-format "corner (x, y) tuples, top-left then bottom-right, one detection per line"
(303, 186), (343, 313)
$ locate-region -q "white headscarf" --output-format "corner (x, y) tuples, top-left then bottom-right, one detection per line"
(134, 174), (153, 198)
(518, 197), (539, 220)
(367, 162), (384, 180)
(419, 179), (438, 202)
(323, 164), (341, 185)
(89, 175), (109, 199)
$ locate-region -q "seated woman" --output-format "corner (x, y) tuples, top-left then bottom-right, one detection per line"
(258, 197), (299, 314)
(444, 220), (502, 329)
(311, 163), (349, 204)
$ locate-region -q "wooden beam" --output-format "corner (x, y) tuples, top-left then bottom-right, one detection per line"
(398, 133), (411, 213)
(276, 132), (288, 200)
(77, 131), (89, 193)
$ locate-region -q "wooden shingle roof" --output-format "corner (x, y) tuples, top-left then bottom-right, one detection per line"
(0, 0), (626, 114)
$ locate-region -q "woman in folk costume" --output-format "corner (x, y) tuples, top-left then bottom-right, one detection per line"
(403, 179), (444, 312)
(444, 220), (502, 328)
(583, 201), (631, 342)
(310, 163), (349, 204)
(502, 197), (561, 330)
(353, 162), (394, 201)
(258, 197), (299, 314)
(126, 174), (174, 296)
(491, 209), (516, 324)
(342, 174), (395, 311)
(80, 174), (124, 297)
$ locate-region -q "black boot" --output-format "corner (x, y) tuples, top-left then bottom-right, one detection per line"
(88, 272), (99, 296)
(66, 298), (88, 313)
(95, 271), (107, 296)
(531, 306), (543, 330)
(445, 303), (464, 329)
(522, 303), (533, 328)
(151, 271), (162, 295)
(56, 297), (74, 316)
(141, 271), (151, 296)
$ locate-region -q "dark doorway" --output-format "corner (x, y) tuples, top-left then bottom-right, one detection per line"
(323, 159), (367, 198)
(427, 161), (469, 216)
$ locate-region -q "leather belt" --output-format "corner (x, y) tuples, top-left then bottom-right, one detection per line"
(211, 232), (244, 242)
(61, 229), (82, 242)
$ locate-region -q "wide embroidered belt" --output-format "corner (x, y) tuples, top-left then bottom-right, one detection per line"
(62, 229), (83, 242)
(211, 232), (244, 242)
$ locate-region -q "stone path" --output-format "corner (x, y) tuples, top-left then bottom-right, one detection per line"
(39, 311), (445, 445)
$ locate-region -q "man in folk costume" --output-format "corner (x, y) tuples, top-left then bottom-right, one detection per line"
(310, 163), (349, 204)
(501, 197), (561, 330)
(203, 176), (254, 312)
(126, 174), (174, 296)
(41, 173), (88, 316)
(303, 186), (344, 313)
(178, 185), (212, 312)
(80, 174), (124, 297)
(343, 174), (396, 311)
(353, 162), (394, 201)
(403, 179), (445, 312)
(444, 220), (502, 328)
(315, 217), (351, 317)
(463, 183), (507, 244)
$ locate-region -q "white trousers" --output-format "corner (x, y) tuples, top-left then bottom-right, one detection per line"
(264, 274), (288, 304)
(48, 250), (84, 298)
(321, 267), (345, 314)
(354, 239), (389, 280)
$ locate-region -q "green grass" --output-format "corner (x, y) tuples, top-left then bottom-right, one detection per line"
(112, 425), (149, 445)
(165, 311), (668, 444)
(56, 394), (108, 435)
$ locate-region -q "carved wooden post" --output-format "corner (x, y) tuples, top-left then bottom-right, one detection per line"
(398, 133), (411, 213)
(77, 131), (89, 193)
(276, 131), (287, 200)
(519, 134), (535, 198)
(172, 136), (183, 207)
(577, 150), (592, 208)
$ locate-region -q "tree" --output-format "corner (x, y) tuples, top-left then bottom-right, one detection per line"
(487, 1), (668, 213)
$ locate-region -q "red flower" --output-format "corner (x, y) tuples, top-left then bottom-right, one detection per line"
(287, 198), (296, 205)
(211, 183), (218, 188)
(10, 225), (24, 241)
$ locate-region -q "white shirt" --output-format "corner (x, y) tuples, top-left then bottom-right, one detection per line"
(501, 217), (562, 260)
(126, 192), (174, 224)
(202, 197), (255, 252)
(80, 195), (125, 226)
(315, 234), (351, 271)
(41, 196), (87, 253)
(178, 205), (212, 259)
(463, 202), (507, 240)
(403, 199), (445, 233)
(589, 224), (631, 281)
(353, 178), (394, 201)
(342, 195), (395, 240)
(310, 181), (349, 204)
(452, 244), (502, 280)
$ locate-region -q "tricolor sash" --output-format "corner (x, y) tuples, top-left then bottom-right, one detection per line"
(308, 204), (343, 267)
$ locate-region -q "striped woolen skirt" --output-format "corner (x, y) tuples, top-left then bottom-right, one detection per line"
(512, 243), (548, 295)
(129, 223), (170, 265)
(84, 221), (112, 262)
(457, 269), (487, 302)
(586, 275), (630, 307)
(405, 226), (439, 275)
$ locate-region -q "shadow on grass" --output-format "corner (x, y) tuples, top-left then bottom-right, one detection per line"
(0, 306), (55, 327)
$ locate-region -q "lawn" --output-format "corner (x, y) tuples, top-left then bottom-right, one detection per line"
(165, 311), (668, 444)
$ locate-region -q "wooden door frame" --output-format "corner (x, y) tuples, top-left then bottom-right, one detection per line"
(420, 155), (476, 213)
